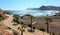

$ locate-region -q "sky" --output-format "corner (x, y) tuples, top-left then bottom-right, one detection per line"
(0, 0), (60, 10)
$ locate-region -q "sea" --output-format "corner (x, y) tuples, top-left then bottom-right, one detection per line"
(10, 10), (59, 16)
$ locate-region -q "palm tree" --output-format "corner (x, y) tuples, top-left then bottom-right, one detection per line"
(29, 15), (33, 32)
(45, 15), (53, 33)
(13, 14), (26, 35)
(18, 22), (26, 35)
(20, 25), (25, 35)
(17, 16), (26, 35)
(24, 14), (34, 32)
(13, 14), (20, 23)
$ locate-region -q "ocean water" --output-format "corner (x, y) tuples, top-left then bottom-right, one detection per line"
(10, 10), (59, 16)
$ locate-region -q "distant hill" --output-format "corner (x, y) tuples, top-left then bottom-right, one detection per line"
(27, 6), (60, 11)
(27, 8), (39, 10)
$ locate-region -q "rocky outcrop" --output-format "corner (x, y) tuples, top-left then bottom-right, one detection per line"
(0, 9), (6, 19)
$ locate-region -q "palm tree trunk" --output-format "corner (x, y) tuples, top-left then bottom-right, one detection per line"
(21, 30), (23, 35)
(46, 22), (49, 33)
(21, 26), (23, 35)
(31, 17), (33, 31)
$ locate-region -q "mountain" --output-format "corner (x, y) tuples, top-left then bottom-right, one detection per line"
(39, 6), (60, 10)
(27, 6), (60, 11)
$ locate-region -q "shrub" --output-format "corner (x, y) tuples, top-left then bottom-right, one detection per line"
(33, 27), (35, 29)
(0, 14), (4, 21)
(39, 27), (45, 32)
(28, 24), (32, 28)
(13, 14), (20, 23)
(52, 33), (54, 35)
(7, 27), (11, 29)
(21, 22), (24, 25)
(3, 11), (11, 15)
(0, 14), (2, 18)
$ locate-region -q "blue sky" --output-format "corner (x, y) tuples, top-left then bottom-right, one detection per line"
(0, 0), (60, 10)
